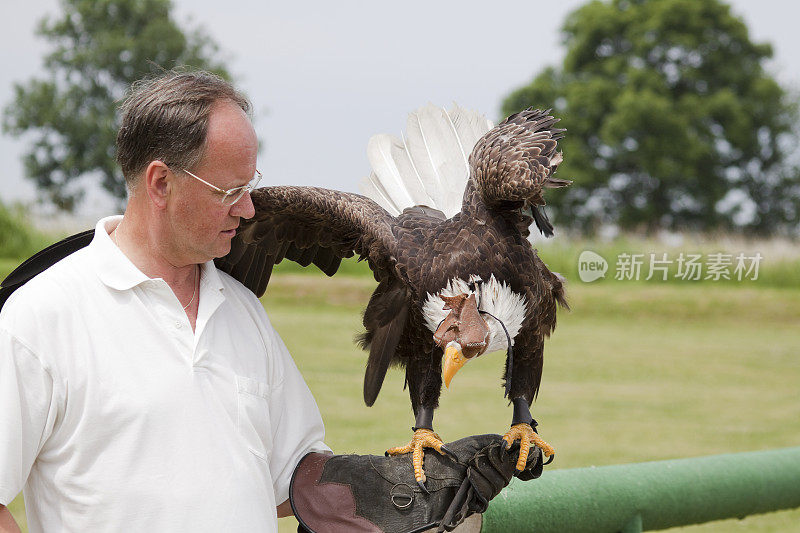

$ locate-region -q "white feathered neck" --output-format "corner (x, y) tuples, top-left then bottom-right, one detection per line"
(360, 104), (493, 218)
(422, 275), (528, 355)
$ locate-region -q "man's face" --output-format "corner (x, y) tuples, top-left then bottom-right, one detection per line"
(168, 100), (258, 264)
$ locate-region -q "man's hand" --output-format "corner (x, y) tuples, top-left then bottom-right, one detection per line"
(289, 434), (544, 533)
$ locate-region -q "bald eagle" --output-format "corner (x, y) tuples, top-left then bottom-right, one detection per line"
(0, 105), (570, 487)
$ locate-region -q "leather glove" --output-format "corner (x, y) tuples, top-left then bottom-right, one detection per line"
(289, 434), (544, 533)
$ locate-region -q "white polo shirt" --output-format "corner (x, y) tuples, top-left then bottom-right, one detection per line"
(0, 216), (329, 532)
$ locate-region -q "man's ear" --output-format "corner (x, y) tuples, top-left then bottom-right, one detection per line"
(144, 161), (171, 209)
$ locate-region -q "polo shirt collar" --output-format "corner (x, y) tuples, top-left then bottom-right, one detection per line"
(92, 216), (150, 291)
(91, 215), (226, 295)
(199, 256), (225, 294)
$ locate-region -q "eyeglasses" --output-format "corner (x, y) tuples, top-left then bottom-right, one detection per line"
(180, 168), (262, 206)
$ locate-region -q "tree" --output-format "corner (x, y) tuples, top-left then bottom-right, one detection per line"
(3, 0), (232, 211)
(503, 0), (800, 235)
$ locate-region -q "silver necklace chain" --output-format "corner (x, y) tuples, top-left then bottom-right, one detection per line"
(181, 267), (198, 311)
(113, 222), (198, 311)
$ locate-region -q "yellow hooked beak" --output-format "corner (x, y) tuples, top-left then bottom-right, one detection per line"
(443, 342), (467, 388)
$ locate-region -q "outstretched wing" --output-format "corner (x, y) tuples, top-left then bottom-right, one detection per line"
(215, 186), (398, 296)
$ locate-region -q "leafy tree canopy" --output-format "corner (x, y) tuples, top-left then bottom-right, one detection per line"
(3, 0), (231, 211)
(503, 0), (800, 235)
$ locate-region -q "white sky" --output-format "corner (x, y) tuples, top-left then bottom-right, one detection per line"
(1, 0), (799, 224)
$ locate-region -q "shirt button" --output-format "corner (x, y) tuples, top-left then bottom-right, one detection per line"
(175, 321), (182, 329)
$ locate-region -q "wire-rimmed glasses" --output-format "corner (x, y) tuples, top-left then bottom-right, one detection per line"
(180, 168), (262, 206)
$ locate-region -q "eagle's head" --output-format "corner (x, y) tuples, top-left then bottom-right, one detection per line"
(467, 108), (570, 237)
(433, 293), (490, 387)
(427, 275), (528, 388)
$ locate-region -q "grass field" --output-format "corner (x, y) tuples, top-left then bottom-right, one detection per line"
(5, 259), (800, 531)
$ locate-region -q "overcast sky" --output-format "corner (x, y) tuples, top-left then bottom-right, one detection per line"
(2, 0), (799, 223)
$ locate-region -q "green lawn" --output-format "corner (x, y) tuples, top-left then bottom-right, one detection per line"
(6, 271), (800, 531)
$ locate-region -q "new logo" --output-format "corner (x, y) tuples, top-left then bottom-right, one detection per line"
(578, 250), (608, 282)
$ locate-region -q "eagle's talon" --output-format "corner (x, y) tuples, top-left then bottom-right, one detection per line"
(503, 422), (555, 471)
(417, 479), (430, 495)
(531, 433), (555, 459)
(386, 428), (446, 486)
(440, 444), (458, 460)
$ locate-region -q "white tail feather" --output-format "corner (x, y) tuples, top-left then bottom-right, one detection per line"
(360, 174), (401, 216)
(365, 134), (417, 211)
(362, 104), (493, 218)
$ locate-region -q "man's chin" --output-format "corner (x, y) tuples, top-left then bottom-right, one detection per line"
(213, 240), (232, 259)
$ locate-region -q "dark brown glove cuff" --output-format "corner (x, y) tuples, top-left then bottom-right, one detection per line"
(290, 452), (384, 532)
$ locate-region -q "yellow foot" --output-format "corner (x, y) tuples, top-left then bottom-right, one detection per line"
(502, 423), (555, 471)
(386, 428), (449, 486)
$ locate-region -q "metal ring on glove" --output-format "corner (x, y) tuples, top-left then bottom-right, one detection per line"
(390, 483), (415, 509)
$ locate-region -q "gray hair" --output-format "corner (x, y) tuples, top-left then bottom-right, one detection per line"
(115, 70), (251, 187)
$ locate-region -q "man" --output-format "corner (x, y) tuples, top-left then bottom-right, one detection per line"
(0, 71), (329, 531)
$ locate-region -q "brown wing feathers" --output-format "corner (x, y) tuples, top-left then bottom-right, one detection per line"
(359, 279), (410, 406)
(215, 186), (396, 297)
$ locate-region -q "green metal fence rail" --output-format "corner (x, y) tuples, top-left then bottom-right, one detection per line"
(481, 446), (800, 532)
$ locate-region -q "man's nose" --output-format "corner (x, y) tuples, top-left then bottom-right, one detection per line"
(231, 190), (256, 219)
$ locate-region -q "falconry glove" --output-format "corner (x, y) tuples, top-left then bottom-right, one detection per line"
(289, 434), (544, 533)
